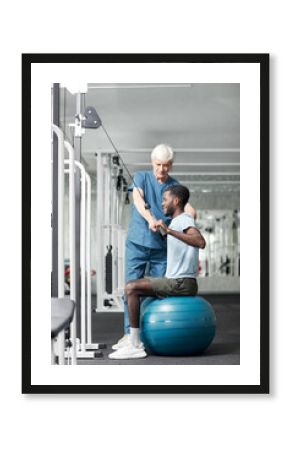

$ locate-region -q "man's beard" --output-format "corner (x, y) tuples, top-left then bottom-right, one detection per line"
(164, 202), (175, 216)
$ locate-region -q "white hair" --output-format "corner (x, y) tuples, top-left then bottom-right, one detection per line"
(151, 144), (174, 162)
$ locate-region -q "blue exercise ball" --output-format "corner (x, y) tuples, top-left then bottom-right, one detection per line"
(140, 296), (216, 356)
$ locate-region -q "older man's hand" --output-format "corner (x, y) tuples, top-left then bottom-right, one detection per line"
(148, 218), (159, 232)
(155, 220), (168, 235)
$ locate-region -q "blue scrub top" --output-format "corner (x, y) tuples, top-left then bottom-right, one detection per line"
(127, 170), (179, 249)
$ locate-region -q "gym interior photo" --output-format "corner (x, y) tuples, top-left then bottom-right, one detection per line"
(51, 82), (240, 366)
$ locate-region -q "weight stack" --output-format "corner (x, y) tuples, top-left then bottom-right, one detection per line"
(105, 245), (113, 294)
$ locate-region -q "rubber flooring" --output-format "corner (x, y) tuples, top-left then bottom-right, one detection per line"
(76, 294), (240, 365)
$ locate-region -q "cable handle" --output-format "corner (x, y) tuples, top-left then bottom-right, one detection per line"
(159, 227), (167, 237)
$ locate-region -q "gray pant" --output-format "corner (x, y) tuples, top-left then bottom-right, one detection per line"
(146, 277), (198, 298)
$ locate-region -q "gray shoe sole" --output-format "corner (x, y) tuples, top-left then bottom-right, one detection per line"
(108, 351), (147, 360)
(112, 341), (145, 351)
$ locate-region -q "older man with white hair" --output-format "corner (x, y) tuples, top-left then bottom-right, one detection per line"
(112, 143), (196, 350)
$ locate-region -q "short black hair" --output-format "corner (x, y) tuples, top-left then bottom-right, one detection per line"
(164, 185), (190, 208)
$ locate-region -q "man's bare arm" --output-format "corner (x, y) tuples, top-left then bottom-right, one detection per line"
(157, 220), (206, 249)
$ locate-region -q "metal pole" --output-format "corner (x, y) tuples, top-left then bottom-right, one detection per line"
(51, 124), (65, 364)
(75, 161), (86, 353)
(96, 153), (104, 310)
(85, 172), (92, 344)
(110, 161), (116, 300)
(52, 84), (59, 297)
(73, 93), (82, 339)
(104, 155), (111, 254)
(51, 125), (65, 298)
(63, 141), (77, 365)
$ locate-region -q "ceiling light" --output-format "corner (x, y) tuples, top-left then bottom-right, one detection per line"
(88, 83), (191, 89)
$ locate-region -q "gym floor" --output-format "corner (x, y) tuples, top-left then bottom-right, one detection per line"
(77, 294), (240, 365)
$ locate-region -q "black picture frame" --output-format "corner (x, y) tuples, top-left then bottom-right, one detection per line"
(22, 53), (269, 394)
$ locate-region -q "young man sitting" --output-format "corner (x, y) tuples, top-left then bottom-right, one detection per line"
(108, 185), (206, 360)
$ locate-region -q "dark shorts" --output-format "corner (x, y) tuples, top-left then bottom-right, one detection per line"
(146, 277), (198, 298)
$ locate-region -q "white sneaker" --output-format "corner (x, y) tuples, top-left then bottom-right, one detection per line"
(108, 343), (147, 360)
(111, 334), (130, 350)
(112, 334), (144, 350)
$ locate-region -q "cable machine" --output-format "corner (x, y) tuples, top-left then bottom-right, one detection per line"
(51, 85), (129, 362)
(95, 151), (127, 311)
